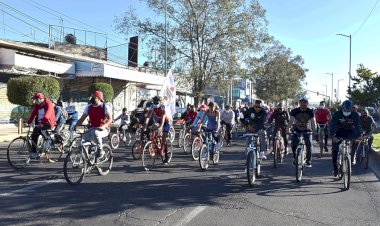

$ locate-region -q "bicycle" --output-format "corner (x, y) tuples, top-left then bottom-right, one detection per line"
(273, 128), (285, 168)
(142, 124), (173, 171)
(109, 124), (132, 149)
(317, 123), (328, 158)
(7, 125), (68, 169)
(191, 125), (204, 161)
(199, 131), (220, 170)
(168, 125), (176, 143)
(355, 135), (370, 169)
(241, 133), (261, 186)
(131, 129), (149, 160)
(63, 127), (113, 185)
(293, 131), (312, 182)
(176, 120), (186, 148)
(336, 137), (352, 190)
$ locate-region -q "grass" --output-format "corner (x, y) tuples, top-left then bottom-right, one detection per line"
(373, 133), (380, 150)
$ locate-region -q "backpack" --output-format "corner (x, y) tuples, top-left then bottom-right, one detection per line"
(61, 108), (69, 120)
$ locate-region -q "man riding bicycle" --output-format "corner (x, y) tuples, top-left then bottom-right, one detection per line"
(183, 105), (198, 125)
(359, 109), (377, 151)
(27, 92), (56, 159)
(315, 101), (331, 152)
(329, 100), (361, 177)
(268, 102), (289, 155)
(76, 91), (112, 158)
(242, 99), (268, 159)
(287, 96), (316, 167)
(144, 95), (171, 164)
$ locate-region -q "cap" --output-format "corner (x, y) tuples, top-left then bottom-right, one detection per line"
(93, 91), (104, 102)
(199, 104), (207, 110)
(341, 100), (353, 110)
(32, 92), (44, 100)
(299, 96), (308, 102)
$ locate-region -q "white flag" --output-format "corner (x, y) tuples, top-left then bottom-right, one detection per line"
(160, 69), (176, 118)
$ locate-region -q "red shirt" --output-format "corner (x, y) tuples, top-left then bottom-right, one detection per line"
(28, 98), (56, 128)
(315, 108), (330, 124)
(184, 111), (198, 123)
(88, 105), (107, 128)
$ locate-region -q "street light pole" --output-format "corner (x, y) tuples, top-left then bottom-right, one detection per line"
(337, 79), (344, 101)
(337, 33), (352, 90)
(325, 73), (334, 104)
(322, 84), (328, 102)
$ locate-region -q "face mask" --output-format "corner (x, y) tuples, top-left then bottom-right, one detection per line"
(90, 97), (96, 104)
(343, 111), (351, 117)
(320, 105), (325, 109)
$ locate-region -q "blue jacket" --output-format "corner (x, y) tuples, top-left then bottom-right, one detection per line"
(192, 110), (208, 127)
(54, 106), (66, 125)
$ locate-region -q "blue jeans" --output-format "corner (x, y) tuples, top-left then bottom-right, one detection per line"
(291, 132), (313, 162)
(205, 129), (219, 143)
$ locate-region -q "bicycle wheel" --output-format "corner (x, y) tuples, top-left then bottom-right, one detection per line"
(212, 144), (219, 165)
(132, 140), (143, 160)
(199, 144), (209, 170)
(178, 129), (184, 148)
(295, 147), (303, 182)
(110, 133), (120, 149)
(363, 144), (369, 169)
(96, 144), (113, 176)
(191, 137), (202, 161)
(142, 141), (155, 171)
(63, 145), (86, 185)
(246, 151), (256, 186)
(183, 133), (192, 153)
(168, 126), (175, 143)
(256, 150), (261, 177)
(7, 137), (31, 169)
(273, 140), (278, 168)
(343, 155), (351, 190)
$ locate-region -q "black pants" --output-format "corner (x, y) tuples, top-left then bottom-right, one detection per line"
(221, 121), (232, 142)
(31, 123), (51, 153)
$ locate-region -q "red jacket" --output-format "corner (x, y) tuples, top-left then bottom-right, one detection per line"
(184, 111), (198, 123)
(315, 108), (330, 124)
(28, 98), (56, 128)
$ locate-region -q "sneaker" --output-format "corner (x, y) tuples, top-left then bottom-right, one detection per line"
(30, 152), (40, 160)
(259, 151), (266, 159)
(306, 161), (312, 168)
(163, 153), (169, 165)
(324, 146), (328, 152)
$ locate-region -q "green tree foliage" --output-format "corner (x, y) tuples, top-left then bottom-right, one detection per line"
(115, 0), (269, 105)
(7, 76), (60, 106)
(254, 40), (307, 103)
(87, 83), (114, 103)
(348, 64), (379, 106)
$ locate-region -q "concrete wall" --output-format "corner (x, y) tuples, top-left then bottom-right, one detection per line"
(54, 43), (107, 60)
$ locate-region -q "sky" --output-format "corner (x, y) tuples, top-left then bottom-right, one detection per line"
(0, 0), (379, 104)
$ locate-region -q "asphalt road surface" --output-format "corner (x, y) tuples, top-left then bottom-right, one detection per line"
(0, 136), (379, 226)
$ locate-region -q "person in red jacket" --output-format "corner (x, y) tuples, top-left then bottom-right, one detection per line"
(315, 101), (331, 152)
(76, 91), (112, 158)
(27, 92), (56, 159)
(183, 105), (198, 125)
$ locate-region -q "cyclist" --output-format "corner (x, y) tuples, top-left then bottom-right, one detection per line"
(242, 99), (268, 159)
(192, 104), (208, 134)
(76, 91), (112, 158)
(315, 101), (331, 152)
(144, 95), (171, 164)
(268, 102), (289, 154)
(113, 107), (130, 141)
(53, 100), (66, 134)
(221, 105), (235, 146)
(329, 100), (361, 177)
(287, 96), (316, 167)
(27, 92), (56, 159)
(356, 108), (376, 155)
(199, 101), (221, 152)
(183, 105), (198, 125)
(65, 98), (78, 132)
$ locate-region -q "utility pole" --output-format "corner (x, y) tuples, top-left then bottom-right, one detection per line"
(325, 73), (334, 105)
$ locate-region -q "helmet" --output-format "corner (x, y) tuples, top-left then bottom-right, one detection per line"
(341, 100), (353, 110)
(299, 96), (308, 102)
(152, 96), (162, 105)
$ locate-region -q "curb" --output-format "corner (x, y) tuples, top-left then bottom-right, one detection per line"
(371, 147), (380, 162)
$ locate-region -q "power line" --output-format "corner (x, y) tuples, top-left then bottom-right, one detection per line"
(352, 0), (380, 36)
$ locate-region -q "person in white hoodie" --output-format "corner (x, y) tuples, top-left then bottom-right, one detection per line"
(221, 105), (235, 145)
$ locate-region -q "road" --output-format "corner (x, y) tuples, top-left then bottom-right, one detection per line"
(0, 137), (379, 226)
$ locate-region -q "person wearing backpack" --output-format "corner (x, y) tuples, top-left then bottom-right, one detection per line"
(66, 98), (78, 132)
(53, 100), (66, 133)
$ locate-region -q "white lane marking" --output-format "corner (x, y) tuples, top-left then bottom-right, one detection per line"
(0, 179), (64, 197)
(176, 206), (207, 226)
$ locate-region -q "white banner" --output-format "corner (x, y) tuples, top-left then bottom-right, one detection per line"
(159, 69), (176, 118)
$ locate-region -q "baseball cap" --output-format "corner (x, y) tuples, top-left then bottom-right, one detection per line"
(32, 92), (44, 100)
(93, 91), (104, 102)
(199, 104), (207, 110)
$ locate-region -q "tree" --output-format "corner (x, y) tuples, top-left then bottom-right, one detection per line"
(115, 0), (269, 105)
(348, 64), (379, 106)
(88, 83), (114, 103)
(254, 40), (307, 103)
(7, 76), (60, 106)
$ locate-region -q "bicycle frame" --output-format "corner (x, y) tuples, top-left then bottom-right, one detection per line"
(150, 128), (166, 157)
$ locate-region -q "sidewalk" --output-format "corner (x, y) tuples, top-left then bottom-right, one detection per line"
(0, 124), (25, 143)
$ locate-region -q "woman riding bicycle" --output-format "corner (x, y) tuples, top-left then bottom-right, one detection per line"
(199, 102), (221, 152)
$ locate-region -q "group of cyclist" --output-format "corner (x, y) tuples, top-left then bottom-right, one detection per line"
(26, 90), (377, 178)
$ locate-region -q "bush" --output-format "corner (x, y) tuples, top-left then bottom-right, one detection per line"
(87, 83), (114, 103)
(7, 76), (60, 106)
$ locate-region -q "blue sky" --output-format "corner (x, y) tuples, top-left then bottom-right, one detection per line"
(1, 0), (379, 104)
